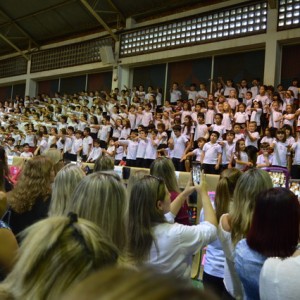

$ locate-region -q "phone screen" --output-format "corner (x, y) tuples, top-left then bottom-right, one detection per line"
(192, 162), (201, 185)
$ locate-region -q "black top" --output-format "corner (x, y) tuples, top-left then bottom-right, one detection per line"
(4, 195), (51, 237)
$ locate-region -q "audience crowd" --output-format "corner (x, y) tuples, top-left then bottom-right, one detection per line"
(0, 77), (299, 300)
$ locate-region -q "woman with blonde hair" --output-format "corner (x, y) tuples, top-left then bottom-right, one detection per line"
(201, 168), (242, 299)
(218, 168), (272, 299)
(127, 174), (217, 278)
(4, 156), (53, 236)
(49, 164), (85, 216)
(69, 172), (127, 252)
(0, 214), (118, 300)
(150, 157), (190, 225)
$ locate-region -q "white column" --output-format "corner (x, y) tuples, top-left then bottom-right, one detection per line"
(263, 7), (282, 86)
(111, 64), (132, 91)
(24, 58), (37, 97)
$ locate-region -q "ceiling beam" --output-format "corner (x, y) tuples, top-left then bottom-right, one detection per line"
(0, 7), (40, 47)
(0, 32), (29, 60)
(106, 0), (126, 22)
(79, 0), (118, 41)
(0, 0), (76, 26)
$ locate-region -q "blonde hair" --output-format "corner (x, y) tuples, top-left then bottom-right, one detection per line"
(8, 156), (53, 214)
(63, 267), (210, 300)
(70, 172), (127, 251)
(94, 156), (114, 172)
(150, 157), (180, 193)
(49, 164), (85, 216)
(126, 169), (149, 197)
(127, 176), (166, 263)
(230, 168), (272, 246)
(215, 168), (242, 221)
(0, 215), (118, 300)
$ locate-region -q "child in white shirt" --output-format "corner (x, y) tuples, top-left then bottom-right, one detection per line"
(201, 131), (222, 174)
(256, 142), (273, 168)
(20, 143), (33, 159)
(87, 139), (102, 163)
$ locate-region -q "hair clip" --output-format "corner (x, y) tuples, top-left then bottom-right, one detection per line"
(68, 212), (78, 224)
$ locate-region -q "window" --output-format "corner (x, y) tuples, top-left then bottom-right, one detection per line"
(278, 0), (300, 30)
(120, 1), (268, 57)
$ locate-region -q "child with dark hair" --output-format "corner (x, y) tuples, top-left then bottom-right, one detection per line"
(168, 125), (189, 171)
(201, 131), (222, 174)
(82, 127), (93, 162)
(86, 139), (102, 163)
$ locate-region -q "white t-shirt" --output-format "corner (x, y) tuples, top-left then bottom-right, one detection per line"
(141, 111), (153, 127)
(272, 141), (288, 167)
(98, 125), (111, 142)
(245, 131), (260, 148)
(37, 138), (48, 154)
(234, 151), (249, 170)
(87, 147), (102, 161)
(221, 141), (236, 165)
(20, 151), (33, 158)
(256, 153), (273, 166)
(194, 124), (208, 141)
(187, 90), (198, 101)
(205, 109), (215, 125)
(144, 137), (158, 159)
(70, 138), (83, 155)
(254, 95), (270, 113)
(227, 98), (239, 111)
(288, 86), (299, 99)
(222, 112), (232, 130)
(172, 135), (188, 159)
(135, 139), (147, 159)
(82, 136), (93, 155)
(203, 142), (222, 164)
(170, 90), (182, 103)
(147, 220), (217, 278)
(259, 256), (300, 300)
(118, 140), (138, 160)
(250, 108), (262, 126)
(269, 110), (282, 129)
(192, 148), (202, 162)
(234, 112), (248, 124)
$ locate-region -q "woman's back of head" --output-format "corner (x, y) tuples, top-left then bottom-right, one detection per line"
(49, 164), (85, 216)
(1, 214), (118, 300)
(230, 168), (272, 246)
(247, 187), (300, 258)
(215, 168), (242, 221)
(127, 176), (167, 263)
(94, 156), (114, 172)
(150, 157), (180, 193)
(8, 156), (53, 214)
(69, 171), (127, 251)
(63, 266), (213, 300)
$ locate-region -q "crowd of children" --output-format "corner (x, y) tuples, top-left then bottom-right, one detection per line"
(0, 77), (299, 178)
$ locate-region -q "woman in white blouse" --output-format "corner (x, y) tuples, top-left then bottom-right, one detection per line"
(127, 173), (217, 278)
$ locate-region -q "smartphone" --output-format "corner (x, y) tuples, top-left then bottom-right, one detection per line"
(192, 162), (201, 185)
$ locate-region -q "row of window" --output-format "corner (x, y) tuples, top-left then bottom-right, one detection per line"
(120, 1), (268, 57)
(0, 0), (299, 76)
